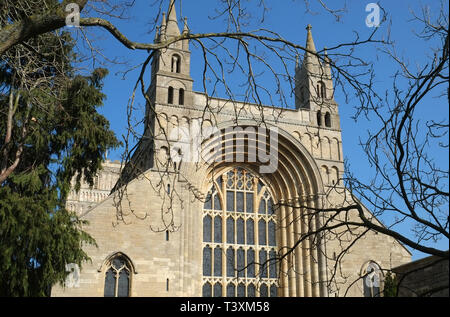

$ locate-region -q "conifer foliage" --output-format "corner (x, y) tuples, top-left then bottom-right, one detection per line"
(0, 1), (119, 296)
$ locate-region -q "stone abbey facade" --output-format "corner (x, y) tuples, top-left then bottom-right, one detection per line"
(51, 1), (411, 297)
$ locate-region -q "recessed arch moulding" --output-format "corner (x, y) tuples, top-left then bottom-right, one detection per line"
(176, 120), (329, 297)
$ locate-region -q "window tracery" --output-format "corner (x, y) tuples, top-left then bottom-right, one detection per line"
(104, 254), (132, 297)
(202, 167), (278, 297)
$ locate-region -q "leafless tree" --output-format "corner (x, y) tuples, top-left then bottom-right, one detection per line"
(1, 0), (448, 296)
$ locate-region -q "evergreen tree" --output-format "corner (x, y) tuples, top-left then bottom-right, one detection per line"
(383, 271), (399, 297)
(0, 19), (119, 295)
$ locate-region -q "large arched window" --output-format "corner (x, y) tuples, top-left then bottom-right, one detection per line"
(202, 168), (278, 297)
(362, 261), (383, 297)
(104, 254), (133, 297)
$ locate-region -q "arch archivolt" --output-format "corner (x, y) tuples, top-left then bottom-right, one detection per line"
(182, 121), (328, 297)
(97, 251), (137, 274)
(166, 79), (187, 91)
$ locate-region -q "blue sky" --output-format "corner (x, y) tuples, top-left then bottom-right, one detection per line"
(71, 0), (448, 260)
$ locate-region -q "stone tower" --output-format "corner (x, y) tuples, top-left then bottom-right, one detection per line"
(146, 0), (193, 132)
(295, 24), (340, 130)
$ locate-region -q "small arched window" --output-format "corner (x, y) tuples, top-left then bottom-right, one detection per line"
(104, 254), (133, 297)
(317, 111), (322, 127)
(317, 81), (326, 99)
(168, 86), (174, 104)
(171, 54), (181, 73)
(362, 261), (383, 297)
(179, 88), (185, 105)
(325, 112), (331, 127)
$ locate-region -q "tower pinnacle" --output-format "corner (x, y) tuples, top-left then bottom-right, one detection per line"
(305, 24), (317, 54)
(166, 0), (181, 37)
(302, 24), (320, 74)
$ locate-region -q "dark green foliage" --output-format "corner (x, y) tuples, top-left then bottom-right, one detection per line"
(0, 22), (119, 295)
(383, 271), (398, 297)
(0, 184), (95, 296)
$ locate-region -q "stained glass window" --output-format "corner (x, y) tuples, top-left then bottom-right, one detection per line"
(237, 248), (245, 278)
(258, 199), (266, 214)
(104, 269), (116, 297)
(246, 193), (254, 213)
(203, 282), (212, 297)
(227, 191), (234, 212)
(237, 283), (245, 297)
(202, 168), (278, 297)
(214, 247), (222, 277)
(259, 250), (268, 278)
(117, 270), (129, 297)
(227, 217), (235, 244)
(237, 192), (244, 212)
(203, 215), (212, 242)
(248, 284), (256, 297)
(247, 248), (255, 278)
(267, 198), (274, 214)
(214, 216), (222, 243)
(246, 219), (254, 245)
(260, 284), (268, 297)
(203, 246), (212, 276)
(226, 247), (235, 277)
(268, 220), (276, 246)
(237, 218), (245, 244)
(270, 284), (278, 297)
(227, 284), (236, 297)
(103, 254), (132, 297)
(214, 283), (222, 297)
(269, 250), (278, 279)
(214, 194), (222, 210)
(259, 220), (267, 245)
(204, 193), (212, 210)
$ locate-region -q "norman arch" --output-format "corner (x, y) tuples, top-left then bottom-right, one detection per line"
(171, 53), (181, 73)
(165, 80), (187, 106)
(192, 121), (328, 297)
(317, 81), (326, 99)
